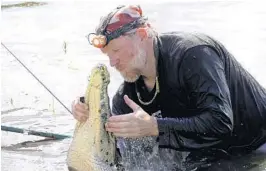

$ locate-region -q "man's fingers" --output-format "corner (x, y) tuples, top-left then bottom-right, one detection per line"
(78, 97), (89, 110)
(75, 103), (89, 113)
(108, 114), (134, 122)
(112, 132), (142, 138)
(71, 97), (89, 122)
(105, 121), (131, 129)
(72, 98), (88, 112)
(74, 111), (88, 122)
(105, 126), (137, 134)
(124, 95), (140, 112)
(72, 97), (89, 112)
(80, 116), (88, 122)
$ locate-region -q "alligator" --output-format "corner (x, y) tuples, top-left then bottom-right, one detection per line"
(67, 64), (118, 171)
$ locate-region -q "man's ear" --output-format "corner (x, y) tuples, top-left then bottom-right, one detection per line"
(136, 27), (148, 40)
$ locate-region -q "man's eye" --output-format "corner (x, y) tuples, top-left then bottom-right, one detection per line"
(113, 49), (119, 52)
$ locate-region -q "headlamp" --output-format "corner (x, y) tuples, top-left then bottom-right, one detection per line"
(87, 17), (147, 48)
(87, 33), (107, 48)
(87, 5), (147, 48)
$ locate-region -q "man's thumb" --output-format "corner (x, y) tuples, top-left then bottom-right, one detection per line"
(124, 95), (140, 112)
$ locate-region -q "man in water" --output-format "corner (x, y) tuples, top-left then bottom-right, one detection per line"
(72, 5), (266, 170)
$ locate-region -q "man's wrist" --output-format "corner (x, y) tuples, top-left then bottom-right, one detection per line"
(151, 116), (159, 136)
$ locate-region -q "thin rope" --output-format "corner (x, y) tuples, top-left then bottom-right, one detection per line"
(1, 42), (72, 114)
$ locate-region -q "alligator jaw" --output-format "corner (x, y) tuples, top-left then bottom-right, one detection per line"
(67, 64), (116, 171)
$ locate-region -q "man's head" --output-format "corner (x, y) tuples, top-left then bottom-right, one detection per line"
(88, 5), (157, 82)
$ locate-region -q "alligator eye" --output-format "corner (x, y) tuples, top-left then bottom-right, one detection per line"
(105, 159), (108, 163)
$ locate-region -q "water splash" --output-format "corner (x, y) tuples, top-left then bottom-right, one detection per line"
(117, 136), (188, 171)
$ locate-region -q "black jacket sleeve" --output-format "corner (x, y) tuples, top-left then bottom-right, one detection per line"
(111, 83), (133, 116)
(157, 45), (234, 150)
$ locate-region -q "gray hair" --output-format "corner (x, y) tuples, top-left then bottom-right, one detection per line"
(125, 26), (158, 39)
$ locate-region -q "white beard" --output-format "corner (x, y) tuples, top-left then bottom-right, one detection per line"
(120, 47), (146, 83)
(123, 74), (140, 83)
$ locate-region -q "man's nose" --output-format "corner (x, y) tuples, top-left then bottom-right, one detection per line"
(108, 56), (119, 67)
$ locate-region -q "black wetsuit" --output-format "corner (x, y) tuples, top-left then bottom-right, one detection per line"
(112, 32), (266, 170)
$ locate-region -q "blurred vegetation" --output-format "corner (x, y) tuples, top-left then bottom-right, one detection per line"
(1, 2), (47, 9)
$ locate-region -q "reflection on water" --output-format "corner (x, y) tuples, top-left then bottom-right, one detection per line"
(1, 0), (266, 171)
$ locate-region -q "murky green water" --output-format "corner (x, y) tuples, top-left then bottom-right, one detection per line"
(1, 0), (266, 170)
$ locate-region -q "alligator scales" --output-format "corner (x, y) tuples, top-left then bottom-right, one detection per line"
(67, 64), (116, 171)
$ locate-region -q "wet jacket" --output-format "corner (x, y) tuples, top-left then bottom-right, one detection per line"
(112, 32), (266, 157)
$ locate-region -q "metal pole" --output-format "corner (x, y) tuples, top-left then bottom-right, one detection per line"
(1, 125), (72, 139)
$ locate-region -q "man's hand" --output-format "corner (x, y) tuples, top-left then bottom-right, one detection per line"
(71, 97), (89, 122)
(105, 95), (159, 138)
